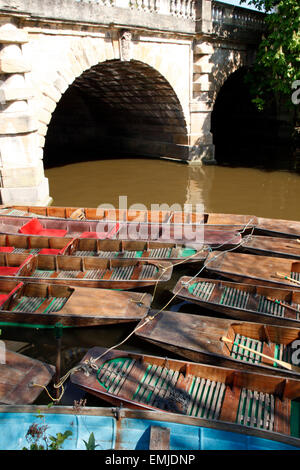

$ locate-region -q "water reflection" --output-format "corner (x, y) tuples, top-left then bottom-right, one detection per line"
(46, 158), (300, 220)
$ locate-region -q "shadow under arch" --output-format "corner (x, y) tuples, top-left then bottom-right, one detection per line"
(210, 67), (287, 170)
(43, 59), (189, 169)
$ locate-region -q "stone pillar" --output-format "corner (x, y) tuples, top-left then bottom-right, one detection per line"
(189, 40), (216, 164)
(195, 0), (213, 34)
(0, 17), (51, 205)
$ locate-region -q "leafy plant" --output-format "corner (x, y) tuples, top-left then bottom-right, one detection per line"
(22, 411), (73, 450)
(83, 432), (99, 451)
(240, 0), (300, 110)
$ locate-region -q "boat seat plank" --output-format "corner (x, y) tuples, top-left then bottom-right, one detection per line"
(274, 398), (291, 435)
(219, 383), (241, 423)
(149, 426), (170, 450)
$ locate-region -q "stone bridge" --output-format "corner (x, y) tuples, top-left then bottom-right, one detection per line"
(0, 0), (266, 205)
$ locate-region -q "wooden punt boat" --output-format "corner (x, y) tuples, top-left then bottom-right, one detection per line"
(257, 217), (300, 239)
(0, 215), (121, 239)
(0, 252), (173, 290)
(135, 310), (300, 380)
(0, 233), (211, 263)
(0, 213), (244, 245)
(0, 204), (258, 230)
(172, 276), (300, 327)
(0, 278), (152, 327)
(1, 405), (299, 450)
(0, 349), (54, 404)
(240, 235), (300, 259)
(70, 347), (300, 442)
(205, 251), (300, 289)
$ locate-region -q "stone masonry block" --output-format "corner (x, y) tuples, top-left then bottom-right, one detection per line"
(0, 161), (44, 188)
(0, 29), (28, 44)
(37, 107), (52, 125)
(194, 42), (214, 55)
(0, 57), (31, 74)
(0, 87), (34, 102)
(0, 177), (50, 205)
(0, 113), (37, 135)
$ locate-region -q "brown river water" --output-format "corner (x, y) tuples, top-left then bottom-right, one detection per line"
(2, 158), (300, 406)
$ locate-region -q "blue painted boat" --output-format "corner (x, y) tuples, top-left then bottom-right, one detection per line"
(0, 405), (299, 450)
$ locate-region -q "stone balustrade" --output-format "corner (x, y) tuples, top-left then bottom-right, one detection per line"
(73, 0), (196, 19)
(0, 0), (266, 33)
(212, 1), (266, 30)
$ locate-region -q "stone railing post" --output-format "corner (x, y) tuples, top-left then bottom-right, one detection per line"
(195, 0), (212, 34)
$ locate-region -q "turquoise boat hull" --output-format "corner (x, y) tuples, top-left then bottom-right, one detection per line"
(0, 406), (299, 450)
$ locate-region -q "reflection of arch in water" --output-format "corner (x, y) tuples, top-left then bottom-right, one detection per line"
(211, 67), (281, 169)
(43, 59), (189, 168)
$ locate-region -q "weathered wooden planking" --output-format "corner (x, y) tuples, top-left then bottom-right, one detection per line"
(205, 251), (300, 289)
(241, 235), (300, 259)
(0, 252), (173, 290)
(70, 347), (300, 439)
(149, 426), (170, 450)
(172, 276), (300, 328)
(0, 282), (152, 327)
(0, 349), (54, 404)
(135, 310), (300, 379)
(257, 217), (300, 238)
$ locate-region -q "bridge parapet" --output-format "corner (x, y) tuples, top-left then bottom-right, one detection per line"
(0, 0), (266, 37)
(73, 0), (196, 20)
(212, 1), (266, 42)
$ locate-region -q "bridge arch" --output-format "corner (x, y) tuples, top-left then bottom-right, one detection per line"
(210, 67), (279, 168)
(42, 58), (189, 167)
(30, 33), (192, 166)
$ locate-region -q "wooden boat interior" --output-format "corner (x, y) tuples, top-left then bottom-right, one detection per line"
(0, 205), (257, 227)
(71, 347), (300, 437)
(0, 233), (75, 255)
(0, 252), (171, 283)
(173, 277), (300, 323)
(0, 278), (151, 322)
(0, 215), (121, 239)
(135, 310), (300, 374)
(66, 239), (208, 260)
(0, 279), (72, 315)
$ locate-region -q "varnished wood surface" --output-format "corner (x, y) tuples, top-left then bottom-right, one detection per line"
(241, 235), (300, 259)
(257, 217), (300, 238)
(205, 251), (300, 289)
(173, 276), (300, 327)
(0, 280), (152, 327)
(0, 252), (173, 290)
(70, 346), (300, 439)
(0, 349), (54, 404)
(135, 310), (300, 379)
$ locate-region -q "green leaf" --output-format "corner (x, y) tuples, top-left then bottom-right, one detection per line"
(83, 432), (99, 450)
